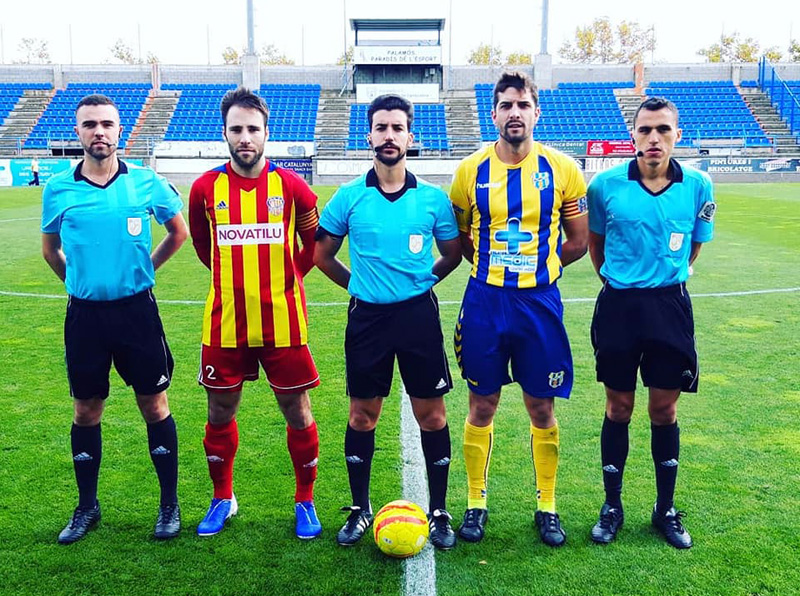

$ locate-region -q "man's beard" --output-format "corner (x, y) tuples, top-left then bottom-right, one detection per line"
(84, 141), (115, 160)
(499, 123), (528, 146)
(229, 143), (263, 170)
(374, 143), (405, 166)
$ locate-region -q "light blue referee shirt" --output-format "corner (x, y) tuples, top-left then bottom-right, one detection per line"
(41, 160), (183, 301)
(587, 159), (715, 289)
(319, 169), (459, 304)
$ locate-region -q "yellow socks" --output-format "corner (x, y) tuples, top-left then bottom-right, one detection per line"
(531, 422), (559, 513)
(463, 420), (493, 509)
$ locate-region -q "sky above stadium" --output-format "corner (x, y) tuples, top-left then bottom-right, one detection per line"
(0, 0), (796, 66)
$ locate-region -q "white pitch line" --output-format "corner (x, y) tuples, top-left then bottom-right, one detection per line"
(2, 287), (799, 305)
(399, 384), (437, 596)
(0, 217), (39, 223)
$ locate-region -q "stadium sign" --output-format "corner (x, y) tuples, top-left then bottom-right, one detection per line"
(353, 46), (441, 65)
(356, 83), (440, 104)
(584, 157), (800, 174)
(586, 140), (636, 156)
(271, 159), (312, 176)
(0, 158), (143, 186)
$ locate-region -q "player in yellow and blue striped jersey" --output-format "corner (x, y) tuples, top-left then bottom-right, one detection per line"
(450, 71), (588, 547)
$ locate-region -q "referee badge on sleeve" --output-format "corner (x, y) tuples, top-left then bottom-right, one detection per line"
(127, 217), (143, 237)
(698, 201), (717, 222)
(409, 234), (423, 254)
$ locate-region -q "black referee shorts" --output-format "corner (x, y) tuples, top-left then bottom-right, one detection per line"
(65, 289), (174, 400)
(345, 290), (453, 400)
(590, 282), (699, 393)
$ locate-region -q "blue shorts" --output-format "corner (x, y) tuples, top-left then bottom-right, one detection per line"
(454, 278), (573, 398)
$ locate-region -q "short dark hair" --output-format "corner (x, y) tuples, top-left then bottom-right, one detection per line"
(493, 71), (538, 108)
(633, 96), (679, 127)
(220, 86), (270, 126)
(75, 94), (118, 115)
(367, 94), (414, 129)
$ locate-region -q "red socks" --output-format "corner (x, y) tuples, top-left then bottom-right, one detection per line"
(204, 418), (318, 503)
(287, 421), (319, 503)
(203, 419), (239, 499)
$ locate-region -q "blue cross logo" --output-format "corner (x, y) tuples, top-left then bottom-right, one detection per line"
(494, 218), (533, 254)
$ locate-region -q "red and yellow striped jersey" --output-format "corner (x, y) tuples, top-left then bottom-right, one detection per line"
(189, 162), (319, 348)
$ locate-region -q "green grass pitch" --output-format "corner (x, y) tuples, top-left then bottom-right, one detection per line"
(0, 182), (798, 596)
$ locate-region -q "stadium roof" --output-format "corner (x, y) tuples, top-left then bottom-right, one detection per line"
(349, 19), (445, 32)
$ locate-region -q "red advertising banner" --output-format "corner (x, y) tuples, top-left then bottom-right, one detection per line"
(586, 140), (636, 156)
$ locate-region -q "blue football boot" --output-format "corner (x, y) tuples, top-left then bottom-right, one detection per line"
(197, 495), (238, 537)
(295, 501), (322, 539)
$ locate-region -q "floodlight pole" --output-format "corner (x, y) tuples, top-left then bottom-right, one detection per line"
(247, 0), (255, 55)
(540, 0), (549, 55)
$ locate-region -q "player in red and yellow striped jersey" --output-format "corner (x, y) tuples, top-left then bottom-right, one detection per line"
(188, 87), (322, 540)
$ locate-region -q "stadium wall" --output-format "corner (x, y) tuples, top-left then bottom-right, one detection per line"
(3, 62), (800, 90)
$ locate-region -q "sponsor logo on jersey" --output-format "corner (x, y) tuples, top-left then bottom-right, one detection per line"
(476, 181), (502, 190)
(215, 200), (228, 210)
(408, 234), (423, 254)
(267, 195), (285, 216)
(127, 217), (143, 237)
(603, 464), (620, 473)
(157, 374), (169, 386)
(548, 370), (565, 388)
(73, 452), (93, 462)
(433, 457), (451, 466)
(216, 223), (284, 245)
(490, 251), (538, 273)
(531, 172), (551, 190)
(151, 445), (171, 456)
(660, 458), (679, 468)
(345, 455), (364, 464)
(435, 378), (448, 390)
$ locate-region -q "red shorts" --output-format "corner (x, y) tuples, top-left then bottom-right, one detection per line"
(199, 344), (320, 395)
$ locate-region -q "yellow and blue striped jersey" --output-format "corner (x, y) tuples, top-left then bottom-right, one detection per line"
(450, 142), (587, 288)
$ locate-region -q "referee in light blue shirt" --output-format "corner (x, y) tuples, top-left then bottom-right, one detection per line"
(314, 94), (462, 550)
(41, 94), (188, 544)
(586, 97), (715, 550)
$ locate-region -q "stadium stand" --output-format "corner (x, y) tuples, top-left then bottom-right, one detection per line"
(645, 81), (770, 147)
(475, 81), (633, 143)
(0, 83), (52, 127)
(25, 83), (151, 149)
(163, 83), (320, 142)
(347, 102), (449, 152)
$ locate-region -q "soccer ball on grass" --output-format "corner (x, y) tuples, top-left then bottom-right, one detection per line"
(373, 500), (429, 558)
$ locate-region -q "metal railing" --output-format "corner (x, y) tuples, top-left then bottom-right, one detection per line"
(759, 57), (800, 139)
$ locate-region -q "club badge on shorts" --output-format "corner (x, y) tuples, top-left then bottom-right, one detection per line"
(408, 234), (423, 254)
(548, 371), (565, 388)
(669, 232), (684, 251)
(127, 217), (142, 237)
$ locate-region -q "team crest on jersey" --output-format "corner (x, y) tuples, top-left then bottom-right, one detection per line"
(267, 195), (285, 216)
(127, 217), (142, 237)
(408, 234), (423, 254)
(698, 201), (716, 222)
(548, 371), (565, 388)
(531, 172), (551, 190)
